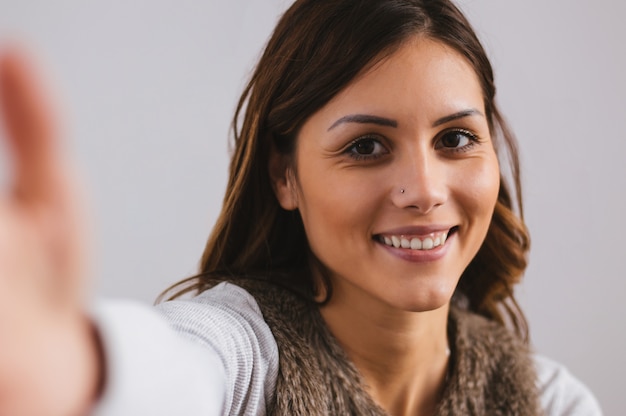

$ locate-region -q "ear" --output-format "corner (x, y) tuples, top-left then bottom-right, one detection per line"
(268, 145), (298, 211)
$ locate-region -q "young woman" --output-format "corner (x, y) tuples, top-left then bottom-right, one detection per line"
(0, 0), (602, 415)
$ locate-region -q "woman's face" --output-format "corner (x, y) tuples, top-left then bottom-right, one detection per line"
(273, 37), (500, 312)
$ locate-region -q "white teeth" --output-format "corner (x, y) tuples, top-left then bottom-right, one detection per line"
(410, 238), (422, 249)
(379, 230), (451, 251)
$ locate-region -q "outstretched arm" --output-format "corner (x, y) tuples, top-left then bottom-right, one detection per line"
(0, 47), (228, 416)
(0, 47), (101, 416)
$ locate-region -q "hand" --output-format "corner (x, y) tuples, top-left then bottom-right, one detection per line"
(0, 47), (100, 416)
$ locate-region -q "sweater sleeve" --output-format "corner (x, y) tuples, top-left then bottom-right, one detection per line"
(90, 282), (279, 416)
(155, 282), (279, 415)
(90, 299), (226, 415)
(535, 355), (603, 416)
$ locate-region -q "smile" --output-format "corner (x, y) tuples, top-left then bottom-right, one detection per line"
(377, 229), (454, 251)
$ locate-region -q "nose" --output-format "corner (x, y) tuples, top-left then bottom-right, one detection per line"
(391, 149), (447, 214)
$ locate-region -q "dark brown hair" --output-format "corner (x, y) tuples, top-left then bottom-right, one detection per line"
(163, 0), (531, 339)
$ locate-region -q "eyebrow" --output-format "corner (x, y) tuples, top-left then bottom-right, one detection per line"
(432, 108), (484, 127)
(327, 114), (398, 131)
(327, 108), (484, 131)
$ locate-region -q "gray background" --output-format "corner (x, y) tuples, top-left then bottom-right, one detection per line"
(0, 0), (623, 413)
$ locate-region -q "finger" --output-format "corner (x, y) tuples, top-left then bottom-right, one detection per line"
(0, 46), (64, 202)
(0, 47), (88, 305)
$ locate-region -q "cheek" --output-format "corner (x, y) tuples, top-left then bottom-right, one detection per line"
(297, 175), (377, 236)
(294, 167), (387, 262)
(296, 191), (356, 273)
(456, 156), (501, 223)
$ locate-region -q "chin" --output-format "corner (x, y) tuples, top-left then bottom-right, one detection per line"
(388, 283), (455, 313)
(402, 299), (450, 314)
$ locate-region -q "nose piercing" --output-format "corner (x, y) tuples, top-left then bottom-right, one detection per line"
(400, 188), (405, 194)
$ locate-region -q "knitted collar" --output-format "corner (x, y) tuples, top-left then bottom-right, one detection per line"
(235, 279), (541, 415)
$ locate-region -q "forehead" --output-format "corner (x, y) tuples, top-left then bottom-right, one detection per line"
(314, 36), (485, 126)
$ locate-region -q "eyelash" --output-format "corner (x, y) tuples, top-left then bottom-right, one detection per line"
(343, 129), (482, 162)
(435, 128), (481, 153)
(344, 135), (389, 161)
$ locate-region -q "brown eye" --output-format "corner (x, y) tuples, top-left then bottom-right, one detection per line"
(354, 139), (377, 154)
(345, 136), (389, 161)
(436, 129), (476, 150)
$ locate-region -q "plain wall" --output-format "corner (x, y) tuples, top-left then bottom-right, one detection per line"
(0, 0), (623, 413)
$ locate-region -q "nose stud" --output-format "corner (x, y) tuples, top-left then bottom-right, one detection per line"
(400, 188), (405, 194)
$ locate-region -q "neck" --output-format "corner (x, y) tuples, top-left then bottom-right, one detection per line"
(319, 283), (450, 416)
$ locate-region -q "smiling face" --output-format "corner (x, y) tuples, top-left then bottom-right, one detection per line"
(272, 36), (500, 313)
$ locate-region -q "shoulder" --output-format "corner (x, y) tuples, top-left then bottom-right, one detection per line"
(533, 355), (603, 416)
(156, 282), (279, 415)
(156, 281), (275, 345)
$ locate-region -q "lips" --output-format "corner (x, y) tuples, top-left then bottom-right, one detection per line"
(376, 226), (458, 251)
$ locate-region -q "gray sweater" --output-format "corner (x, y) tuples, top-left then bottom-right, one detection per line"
(92, 282), (602, 415)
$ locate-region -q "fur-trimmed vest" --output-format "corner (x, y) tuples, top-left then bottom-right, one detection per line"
(236, 280), (541, 415)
